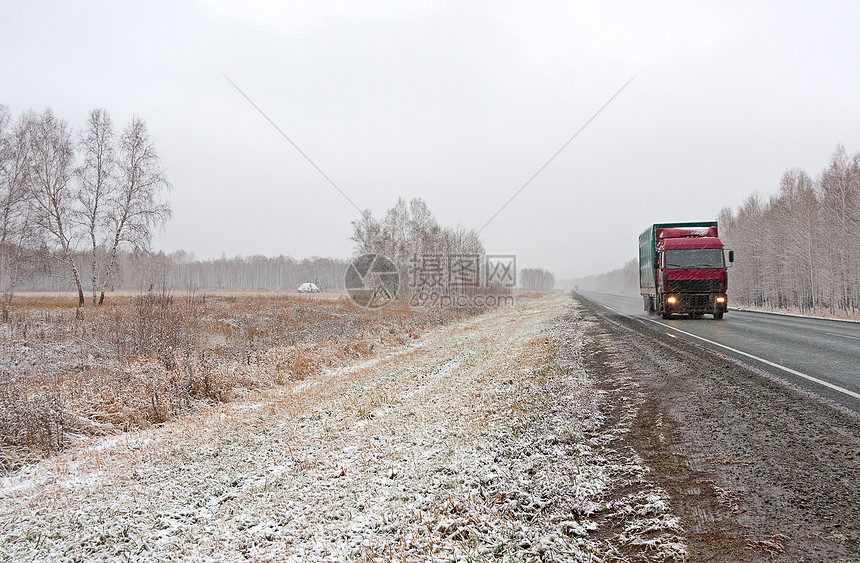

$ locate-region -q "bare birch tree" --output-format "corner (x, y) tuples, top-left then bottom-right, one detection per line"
(76, 108), (116, 305)
(0, 105), (35, 301)
(27, 109), (85, 308)
(819, 145), (860, 313)
(777, 168), (818, 310)
(98, 116), (171, 304)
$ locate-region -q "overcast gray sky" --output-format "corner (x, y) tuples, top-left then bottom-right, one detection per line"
(3, 1), (860, 278)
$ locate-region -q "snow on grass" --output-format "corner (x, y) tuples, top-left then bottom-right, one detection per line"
(0, 293), (686, 562)
(0, 293), (461, 473)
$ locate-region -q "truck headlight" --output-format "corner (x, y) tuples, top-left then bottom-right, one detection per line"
(716, 296), (726, 303)
(666, 296), (677, 304)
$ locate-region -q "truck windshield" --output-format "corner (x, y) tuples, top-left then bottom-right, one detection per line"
(664, 248), (724, 270)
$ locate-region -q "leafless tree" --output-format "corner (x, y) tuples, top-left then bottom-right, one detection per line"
(98, 116), (171, 304)
(27, 109), (85, 308)
(0, 105), (35, 302)
(819, 145), (860, 313)
(76, 108), (116, 305)
(774, 168), (819, 310)
(350, 210), (383, 254)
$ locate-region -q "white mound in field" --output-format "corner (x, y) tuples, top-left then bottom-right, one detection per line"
(297, 282), (320, 293)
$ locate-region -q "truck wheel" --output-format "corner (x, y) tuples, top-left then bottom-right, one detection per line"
(644, 296), (656, 315)
(661, 311), (671, 319)
(714, 312), (724, 320)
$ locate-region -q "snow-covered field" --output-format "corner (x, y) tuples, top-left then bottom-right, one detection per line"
(0, 293), (685, 562)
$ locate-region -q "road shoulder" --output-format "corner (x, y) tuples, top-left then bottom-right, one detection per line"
(576, 294), (860, 562)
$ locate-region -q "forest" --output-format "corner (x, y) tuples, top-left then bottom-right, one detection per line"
(719, 145), (860, 316)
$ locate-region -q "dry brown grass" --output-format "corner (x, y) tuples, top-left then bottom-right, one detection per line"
(0, 290), (464, 473)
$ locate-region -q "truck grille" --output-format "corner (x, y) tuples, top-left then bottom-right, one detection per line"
(686, 294), (710, 309)
(669, 278), (721, 293)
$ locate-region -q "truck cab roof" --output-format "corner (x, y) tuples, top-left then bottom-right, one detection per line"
(662, 237), (724, 249)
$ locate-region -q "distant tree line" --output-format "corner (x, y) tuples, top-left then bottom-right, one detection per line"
(519, 267), (556, 291)
(568, 259), (637, 294)
(7, 248), (348, 293)
(164, 251), (347, 291)
(718, 145), (860, 315)
(0, 104), (171, 309)
(351, 198), (557, 298)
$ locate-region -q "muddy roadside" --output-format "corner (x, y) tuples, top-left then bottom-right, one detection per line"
(575, 294), (860, 562)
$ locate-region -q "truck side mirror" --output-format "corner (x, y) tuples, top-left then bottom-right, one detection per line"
(728, 250), (734, 263)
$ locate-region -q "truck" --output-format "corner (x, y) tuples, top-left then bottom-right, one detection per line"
(639, 221), (733, 319)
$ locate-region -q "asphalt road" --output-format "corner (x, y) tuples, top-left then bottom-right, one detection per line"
(577, 290), (860, 413)
(573, 291), (860, 561)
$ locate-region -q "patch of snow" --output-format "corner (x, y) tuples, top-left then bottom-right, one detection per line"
(297, 283), (320, 294)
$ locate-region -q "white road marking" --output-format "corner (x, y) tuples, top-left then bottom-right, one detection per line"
(581, 294), (860, 401)
(825, 332), (860, 341)
(601, 303), (622, 314)
(582, 293), (860, 401)
(646, 319), (860, 401)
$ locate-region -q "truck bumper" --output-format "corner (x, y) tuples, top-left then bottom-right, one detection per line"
(663, 293), (727, 314)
